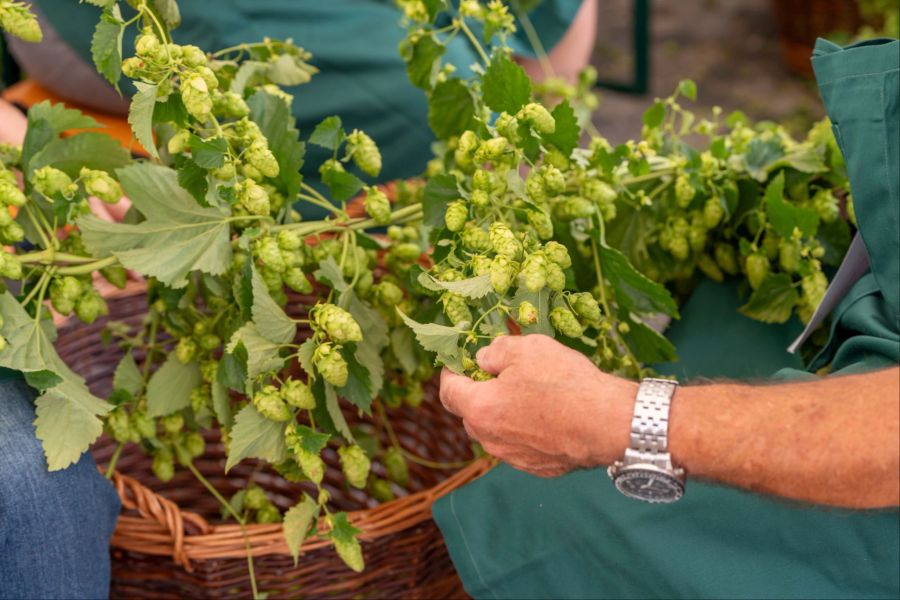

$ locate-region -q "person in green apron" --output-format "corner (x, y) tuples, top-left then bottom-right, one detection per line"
(435, 37), (900, 599)
(0, 3), (589, 597)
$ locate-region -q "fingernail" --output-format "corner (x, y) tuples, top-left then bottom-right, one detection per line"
(475, 347), (488, 363)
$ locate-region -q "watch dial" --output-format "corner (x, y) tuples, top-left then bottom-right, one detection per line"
(614, 469), (684, 503)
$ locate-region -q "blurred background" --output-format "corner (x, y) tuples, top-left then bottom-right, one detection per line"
(590, 0), (899, 142)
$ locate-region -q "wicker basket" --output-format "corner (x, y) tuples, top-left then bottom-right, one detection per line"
(770, 0), (863, 75)
(55, 282), (493, 599)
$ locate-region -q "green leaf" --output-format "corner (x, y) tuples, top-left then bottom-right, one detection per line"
(175, 155), (209, 204)
(90, 5), (124, 89)
(152, 94), (189, 126)
(151, 0), (180, 28)
(481, 52), (532, 114)
(422, 173), (460, 227)
(329, 511), (361, 542)
(677, 79), (697, 101)
(744, 137), (784, 182)
(267, 54), (316, 86)
(738, 273), (798, 324)
(226, 404), (288, 471)
(24, 370), (63, 390)
(211, 381), (233, 430)
(78, 164), (233, 288)
(146, 354), (201, 417)
(231, 61), (269, 95)
(542, 99), (580, 157)
(297, 338), (316, 378)
(28, 132), (130, 177)
(113, 351), (143, 396)
(313, 256), (349, 293)
(619, 313), (678, 364)
(428, 78), (477, 140)
(418, 273), (494, 299)
(767, 145), (827, 175)
(188, 135), (228, 169)
(34, 382), (106, 471)
(512, 287), (553, 336)
(27, 101), (102, 133)
(218, 344), (248, 392)
(283, 496), (320, 566)
(597, 243), (679, 318)
(248, 91), (305, 200)
(764, 172), (819, 238)
(128, 82), (159, 158)
(322, 168), (363, 202)
(251, 265), (296, 344)
(292, 425), (331, 454)
(343, 291), (388, 393)
(404, 34), (445, 90)
(642, 101), (665, 129)
(397, 310), (464, 373)
(337, 345), (374, 414)
(309, 116), (345, 151)
(324, 383), (354, 442)
(226, 323), (287, 377)
(390, 327), (419, 376)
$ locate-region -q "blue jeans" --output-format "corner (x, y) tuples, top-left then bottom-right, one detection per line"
(0, 378), (120, 600)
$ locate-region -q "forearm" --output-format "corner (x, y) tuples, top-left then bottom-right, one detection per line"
(668, 368), (900, 509)
(517, 0), (598, 84)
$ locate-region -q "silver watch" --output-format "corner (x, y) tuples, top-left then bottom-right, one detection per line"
(608, 378), (685, 503)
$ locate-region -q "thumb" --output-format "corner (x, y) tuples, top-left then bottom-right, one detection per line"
(476, 335), (530, 375)
(439, 367), (480, 418)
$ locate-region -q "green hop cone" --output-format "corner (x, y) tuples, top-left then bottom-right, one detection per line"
(745, 253), (770, 290)
(582, 179), (617, 205)
(390, 242), (421, 263)
(383, 447), (409, 487)
(812, 189), (840, 223)
(370, 478), (395, 502)
(256, 505), (281, 524)
(255, 236), (285, 273)
(494, 112), (519, 143)
(167, 129), (190, 155)
(0, 1), (42, 42)
(444, 200), (468, 232)
(703, 197), (725, 228)
(526, 209), (554, 240)
(570, 292), (601, 323)
(714, 243), (739, 275)
(100, 265), (128, 289)
(696, 253), (724, 283)
(517, 102), (556, 134)
(471, 254), (492, 276)
(374, 281), (403, 306)
(181, 73), (213, 120)
(554, 196), (594, 221)
(212, 90), (250, 118)
(246, 139), (280, 178)
(525, 170), (546, 202)
(175, 337), (198, 364)
(667, 235), (690, 261)
(801, 270), (828, 310)
(520, 253), (548, 292)
(489, 254), (516, 295)
(1, 221), (24, 244)
(675, 174), (694, 208)
(688, 224), (708, 254)
(131, 412), (156, 440)
(284, 267), (313, 294)
(75, 289), (108, 324)
(346, 130), (382, 177)
(277, 230), (303, 252)
(516, 301), (538, 326)
(183, 431), (205, 458)
(315, 342), (349, 387)
(461, 223), (491, 252)
(545, 261), (566, 292)
(334, 536), (364, 573)
(474, 137), (509, 163)
(315, 304), (363, 343)
(550, 306), (584, 338)
(152, 449), (175, 483)
(442, 293), (472, 326)
(540, 165), (566, 196)
(79, 167), (120, 204)
(236, 179), (271, 216)
(0, 179), (26, 208)
(364, 187), (391, 225)
(542, 241), (572, 269)
(281, 378), (315, 410)
(297, 449), (325, 485)
(244, 486), (269, 511)
(107, 408), (137, 444)
(489, 223), (522, 259)
(32, 166), (73, 198)
(778, 238), (801, 273)
(339, 445), (371, 489)
(253, 385), (292, 422)
(162, 413), (184, 435)
(472, 169), (492, 192)
(470, 188), (490, 209)
(190, 386), (211, 413)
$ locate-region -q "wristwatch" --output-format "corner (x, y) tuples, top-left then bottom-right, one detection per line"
(608, 378), (685, 503)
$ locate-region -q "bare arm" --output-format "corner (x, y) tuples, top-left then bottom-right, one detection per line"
(440, 335), (900, 509)
(517, 0), (598, 84)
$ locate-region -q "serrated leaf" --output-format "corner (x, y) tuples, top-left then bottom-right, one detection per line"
(284, 496), (319, 566)
(314, 256), (349, 293)
(677, 79), (697, 101)
(152, 94), (189, 126)
(218, 344), (248, 392)
(146, 354), (201, 417)
(422, 173), (460, 227)
(297, 338), (316, 377)
(738, 273), (798, 323)
(325, 383), (354, 442)
(329, 511), (361, 542)
(744, 137), (784, 181)
(188, 135), (227, 169)
(343, 291), (387, 392)
(78, 164), (233, 288)
(390, 327), (418, 376)
(428, 78), (477, 140)
(764, 172), (819, 238)
(481, 52), (531, 114)
(175, 155), (209, 204)
(337, 344), (374, 413)
(597, 243), (679, 318)
(211, 381), (233, 429)
(151, 0), (180, 27)
(226, 404), (287, 471)
(129, 82), (159, 158)
(231, 61), (269, 95)
(309, 116), (345, 151)
(542, 99), (580, 156)
(34, 383), (105, 471)
(404, 33), (444, 90)
(28, 132), (130, 177)
(767, 145), (827, 176)
(248, 91), (305, 201)
(27, 101), (102, 133)
(113, 351), (143, 396)
(619, 312), (678, 364)
(24, 370), (63, 390)
(267, 54), (316, 86)
(418, 273), (494, 299)
(397, 310), (464, 373)
(90, 5), (124, 89)
(226, 323), (286, 377)
(642, 101), (665, 129)
(250, 265), (296, 344)
(322, 168), (363, 202)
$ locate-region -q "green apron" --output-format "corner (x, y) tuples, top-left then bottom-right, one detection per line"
(433, 37), (900, 599)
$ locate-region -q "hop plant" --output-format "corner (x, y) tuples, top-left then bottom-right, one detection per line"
(253, 385), (292, 421)
(549, 306), (584, 338)
(364, 186), (391, 225)
(315, 304), (363, 343)
(0, 0), (42, 42)
(516, 301), (538, 325)
(281, 378), (315, 409)
(444, 200), (468, 232)
(181, 73), (214, 120)
(338, 445), (371, 489)
(517, 103), (556, 135)
(345, 130), (382, 177)
(314, 342), (349, 387)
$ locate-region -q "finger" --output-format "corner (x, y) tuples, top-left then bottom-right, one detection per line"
(104, 197), (132, 221)
(475, 335), (529, 375)
(88, 197), (115, 222)
(439, 368), (480, 418)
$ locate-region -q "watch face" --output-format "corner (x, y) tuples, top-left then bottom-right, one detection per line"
(614, 467), (684, 503)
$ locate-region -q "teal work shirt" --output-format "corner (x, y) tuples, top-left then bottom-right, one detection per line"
(433, 37), (900, 600)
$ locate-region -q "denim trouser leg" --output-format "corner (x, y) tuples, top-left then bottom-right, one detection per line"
(0, 378), (121, 600)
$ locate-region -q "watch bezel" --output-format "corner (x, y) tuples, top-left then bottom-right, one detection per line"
(610, 463), (685, 504)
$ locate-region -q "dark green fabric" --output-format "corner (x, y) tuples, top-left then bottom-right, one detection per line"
(433, 37), (900, 599)
(0, 367), (20, 381)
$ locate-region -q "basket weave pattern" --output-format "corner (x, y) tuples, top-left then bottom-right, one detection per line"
(55, 283), (492, 599)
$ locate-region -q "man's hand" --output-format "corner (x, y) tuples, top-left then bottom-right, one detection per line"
(440, 334), (637, 477)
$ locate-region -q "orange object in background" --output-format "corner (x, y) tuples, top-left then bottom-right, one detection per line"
(2, 80), (147, 155)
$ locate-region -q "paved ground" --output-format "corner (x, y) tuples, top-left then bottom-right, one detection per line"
(590, 0), (826, 143)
